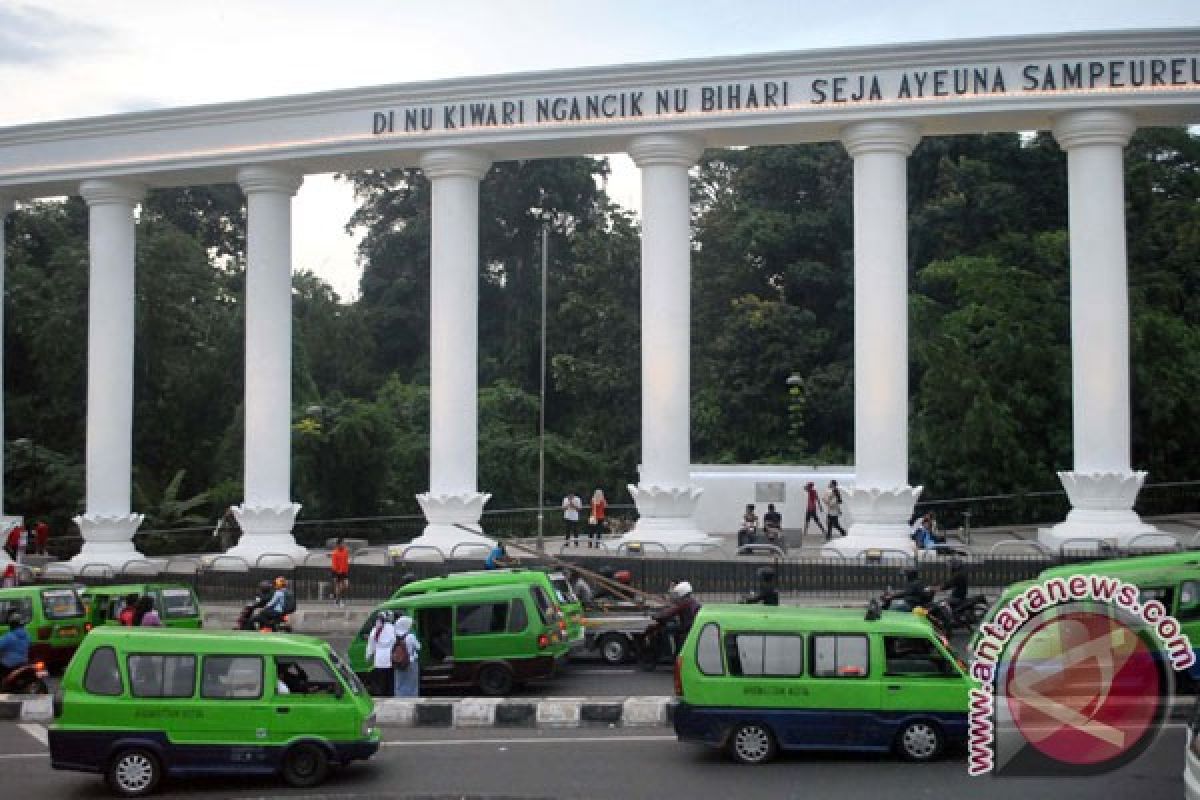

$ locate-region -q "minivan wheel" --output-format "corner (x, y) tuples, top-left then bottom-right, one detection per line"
(478, 663), (515, 696)
(728, 722), (777, 765)
(599, 633), (631, 665)
(895, 720), (943, 762)
(106, 748), (161, 797)
(281, 742), (330, 788)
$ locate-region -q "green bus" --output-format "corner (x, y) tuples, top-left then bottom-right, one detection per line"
(673, 605), (969, 764)
(353, 582), (569, 696)
(49, 627), (378, 796)
(391, 568), (583, 644)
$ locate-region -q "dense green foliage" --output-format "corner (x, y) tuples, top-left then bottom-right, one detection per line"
(3, 130), (1198, 535)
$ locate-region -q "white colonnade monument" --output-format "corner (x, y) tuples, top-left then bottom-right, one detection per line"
(1, 30), (1198, 567)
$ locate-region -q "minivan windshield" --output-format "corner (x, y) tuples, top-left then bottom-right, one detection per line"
(329, 649), (364, 695)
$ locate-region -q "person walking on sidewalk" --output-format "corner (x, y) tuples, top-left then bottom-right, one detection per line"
(331, 538), (350, 606)
(824, 480), (847, 540)
(562, 491), (582, 546)
(588, 489), (607, 549)
(802, 482), (827, 538)
(365, 611), (397, 697)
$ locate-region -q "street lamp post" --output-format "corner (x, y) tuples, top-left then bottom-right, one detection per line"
(536, 224), (549, 554)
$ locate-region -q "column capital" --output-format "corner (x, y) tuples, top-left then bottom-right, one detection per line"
(841, 121), (921, 158)
(237, 165), (303, 196)
(417, 148), (492, 181)
(79, 178), (145, 207)
(627, 133), (705, 168)
(1052, 109), (1137, 150)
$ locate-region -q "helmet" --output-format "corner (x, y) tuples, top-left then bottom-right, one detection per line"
(671, 581), (693, 599)
(257, 580), (273, 594)
(274, 576), (288, 589)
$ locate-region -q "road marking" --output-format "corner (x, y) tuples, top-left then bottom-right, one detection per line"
(0, 753), (43, 760)
(568, 668), (639, 675)
(18, 723), (48, 746)
(382, 734), (675, 746)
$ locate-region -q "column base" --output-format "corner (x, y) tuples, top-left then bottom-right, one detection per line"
(834, 485), (922, 557)
(1038, 470), (1161, 551)
(70, 513), (145, 570)
(225, 504), (306, 563)
(406, 492), (495, 557)
(623, 484), (715, 551)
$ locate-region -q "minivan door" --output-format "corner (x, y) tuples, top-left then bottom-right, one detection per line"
(879, 635), (968, 718)
(269, 656), (357, 741)
(416, 606), (456, 686)
(804, 633), (880, 747)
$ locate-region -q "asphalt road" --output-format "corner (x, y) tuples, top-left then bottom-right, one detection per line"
(0, 721), (1186, 799)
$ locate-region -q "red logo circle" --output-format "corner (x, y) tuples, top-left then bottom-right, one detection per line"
(1003, 610), (1163, 767)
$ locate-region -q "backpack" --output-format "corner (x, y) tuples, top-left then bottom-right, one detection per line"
(283, 588), (297, 614)
(391, 633), (411, 669)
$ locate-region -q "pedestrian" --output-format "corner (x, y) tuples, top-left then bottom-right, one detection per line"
(824, 480), (847, 540)
(561, 491), (583, 546)
(117, 593), (139, 626)
(737, 503), (758, 548)
(3, 523), (22, 561)
(135, 596), (162, 627)
(33, 521), (49, 556)
(331, 538), (350, 607)
(392, 615), (421, 697)
(1, 564), (17, 588)
(364, 610), (397, 696)
(588, 489), (607, 549)
(485, 541), (515, 569)
(802, 482), (827, 538)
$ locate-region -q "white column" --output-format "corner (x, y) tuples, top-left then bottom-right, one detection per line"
(1042, 109), (1157, 548)
(0, 197), (20, 564)
(409, 148), (495, 554)
(623, 133), (713, 550)
(227, 166), (307, 562)
(838, 121), (923, 554)
(72, 179), (146, 568)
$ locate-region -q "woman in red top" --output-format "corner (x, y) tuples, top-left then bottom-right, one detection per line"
(588, 489), (607, 549)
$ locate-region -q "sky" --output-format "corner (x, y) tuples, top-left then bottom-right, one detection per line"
(1, 0), (1197, 300)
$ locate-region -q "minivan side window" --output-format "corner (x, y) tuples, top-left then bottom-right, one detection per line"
(457, 603), (509, 635)
(507, 598), (529, 632)
(0, 597), (33, 625)
(530, 587), (552, 624)
(883, 636), (957, 677)
(83, 646), (124, 696)
(201, 656), (263, 699)
(129, 654), (196, 697)
(695, 623), (724, 676)
(725, 633), (803, 677)
(811, 634), (869, 678)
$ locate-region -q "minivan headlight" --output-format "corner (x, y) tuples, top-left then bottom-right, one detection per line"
(363, 712), (377, 737)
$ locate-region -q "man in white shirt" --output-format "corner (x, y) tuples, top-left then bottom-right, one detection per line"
(562, 492), (582, 546)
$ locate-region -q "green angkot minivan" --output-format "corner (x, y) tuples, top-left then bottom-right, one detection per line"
(49, 627), (379, 796)
(80, 583), (203, 629)
(0, 584), (88, 670)
(391, 568), (583, 644)
(673, 605), (970, 765)
(353, 582), (568, 695)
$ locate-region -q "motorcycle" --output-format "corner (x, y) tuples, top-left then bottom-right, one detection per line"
(928, 593), (991, 635)
(876, 587), (949, 638)
(235, 600), (293, 633)
(0, 661), (50, 694)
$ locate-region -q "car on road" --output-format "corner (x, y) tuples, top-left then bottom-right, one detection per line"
(0, 584), (88, 671)
(355, 582), (569, 695)
(49, 627), (378, 797)
(673, 605), (970, 765)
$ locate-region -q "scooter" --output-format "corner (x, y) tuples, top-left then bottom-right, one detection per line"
(235, 600), (293, 633)
(0, 661), (50, 694)
(928, 593), (991, 634)
(633, 619), (677, 671)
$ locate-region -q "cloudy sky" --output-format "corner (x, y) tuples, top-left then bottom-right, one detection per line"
(2, 0), (1196, 299)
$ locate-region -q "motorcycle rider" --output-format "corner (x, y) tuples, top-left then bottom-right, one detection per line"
(940, 559), (969, 612)
(743, 567), (780, 606)
(890, 568), (930, 612)
(0, 612), (31, 683)
(254, 576), (291, 630)
(653, 581), (702, 655)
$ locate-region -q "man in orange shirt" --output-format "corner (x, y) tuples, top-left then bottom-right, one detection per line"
(331, 539), (350, 607)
